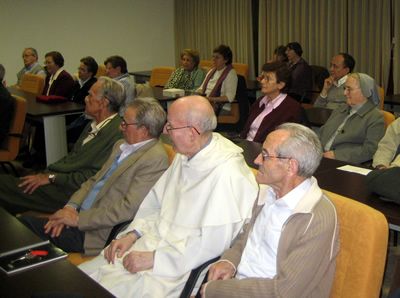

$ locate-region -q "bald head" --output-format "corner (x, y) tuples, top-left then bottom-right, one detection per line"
(169, 96), (217, 133)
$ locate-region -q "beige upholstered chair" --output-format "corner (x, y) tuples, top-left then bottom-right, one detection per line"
(324, 190), (388, 298)
(0, 95), (27, 176)
(232, 63), (249, 81)
(149, 67), (175, 87)
(378, 86), (385, 110)
(199, 60), (213, 72)
(381, 110), (396, 129)
(20, 73), (45, 95)
(199, 60), (249, 81)
(96, 64), (107, 78)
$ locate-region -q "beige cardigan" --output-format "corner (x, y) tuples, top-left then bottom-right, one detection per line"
(204, 178), (340, 298)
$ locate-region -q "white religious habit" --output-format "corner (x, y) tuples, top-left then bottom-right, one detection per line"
(79, 133), (258, 298)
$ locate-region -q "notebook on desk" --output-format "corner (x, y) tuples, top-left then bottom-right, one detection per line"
(0, 242), (67, 275)
(0, 239), (49, 258)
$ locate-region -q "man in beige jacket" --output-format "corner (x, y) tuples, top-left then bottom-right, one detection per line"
(20, 98), (169, 255)
(203, 123), (339, 298)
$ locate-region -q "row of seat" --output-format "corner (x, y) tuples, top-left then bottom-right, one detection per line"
(0, 99), (393, 296)
(69, 143), (390, 298)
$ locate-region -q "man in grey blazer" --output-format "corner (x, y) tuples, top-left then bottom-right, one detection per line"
(202, 123), (339, 298)
(20, 98), (169, 255)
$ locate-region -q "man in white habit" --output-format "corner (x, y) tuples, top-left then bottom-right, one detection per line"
(79, 95), (258, 297)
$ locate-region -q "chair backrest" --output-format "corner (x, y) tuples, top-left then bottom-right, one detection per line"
(96, 64), (107, 78)
(162, 142), (176, 164)
(310, 65), (330, 92)
(20, 73), (45, 95)
(149, 67), (175, 87)
(309, 65), (330, 103)
(232, 63), (249, 81)
(324, 190), (388, 298)
(378, 86), (385, 110)
(381, 110), (396, 129)
(199, 61), (249, 82)
(217, 75), (249, 130)
(0, 95), (27, 161)
(199, 60), (213, 72)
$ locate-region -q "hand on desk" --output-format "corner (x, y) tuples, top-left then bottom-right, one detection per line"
(44, 206), (79, 237)
(18, 173), (50, 194)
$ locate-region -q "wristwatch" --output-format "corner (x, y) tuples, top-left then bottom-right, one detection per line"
(48, 174), (56, 184)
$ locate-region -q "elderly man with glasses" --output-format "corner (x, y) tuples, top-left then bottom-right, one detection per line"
(202, 123), (339, 298)
(0, 77), (124, 215)
(20, 98), (169, 255)
(16, 47), (46, 85)
(79, 95), (258, 297)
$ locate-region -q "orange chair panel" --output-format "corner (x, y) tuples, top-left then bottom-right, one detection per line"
(96, 64), (107, 78)
(20, 73), (45, 95)
(324, 190), (388, 298)
(0, 95), (27, 161)
(149, 67), (175, 87)
(381, 110), (395, 129)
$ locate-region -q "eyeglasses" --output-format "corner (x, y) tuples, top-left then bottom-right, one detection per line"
(120, 117), (139, 129)
(165, 123), (200, 135)
(260, 150), (291, 162)
(257, 73), (276, 83)
(343, 86), (360, 93)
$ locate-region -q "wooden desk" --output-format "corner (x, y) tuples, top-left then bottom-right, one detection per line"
(130, 70), (152, 83)
(8, 87), (84, 165)
(225, 138), (400, 230)
(152, 86), (183, 102)
(385, 94), (400, 111)
(0, 208), (45, 256)
(315, 165), (400, 230)
(0, 207), (113, 297)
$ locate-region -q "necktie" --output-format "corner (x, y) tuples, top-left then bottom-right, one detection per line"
(80, 155), (121, 211)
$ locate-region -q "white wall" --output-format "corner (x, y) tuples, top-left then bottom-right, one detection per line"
(0, 0), (175, 84)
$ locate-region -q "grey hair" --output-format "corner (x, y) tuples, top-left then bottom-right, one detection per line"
(24, 47), (39, 59)
(0, 64), (5, 81)
(127, 98), (166, 138)
(97, 76), (125, 113)
(275, 123), (323, 178)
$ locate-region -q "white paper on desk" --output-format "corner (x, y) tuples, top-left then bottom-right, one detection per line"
(337, 165), (372, 176)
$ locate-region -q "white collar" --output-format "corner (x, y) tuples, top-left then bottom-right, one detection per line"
(118, 139), (154, 163)
(51, 68), (64, 81)
(334, 74), (348, 87)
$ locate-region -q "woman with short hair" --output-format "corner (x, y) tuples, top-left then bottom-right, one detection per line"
(164, 49), (205, 91)
(197, 44), (238, 113)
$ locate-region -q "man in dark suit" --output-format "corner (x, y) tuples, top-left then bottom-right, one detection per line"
(71, 56), (98, 104)
(67, 56), (99, 143)
(0, 77), (125, 214)
(20, 99), (169, 255)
